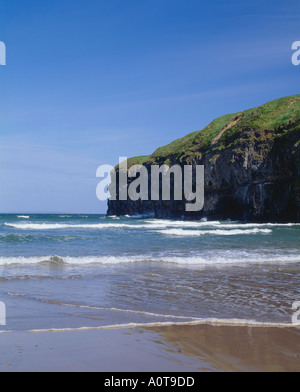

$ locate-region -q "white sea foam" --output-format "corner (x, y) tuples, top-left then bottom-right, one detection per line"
(148, 220), (222, 228)
(0, 255), (147, 266)
(0, 253), (300, 267)
(6, 219), (297, 231)
(207, 222), (300, 229)
(157, 255), (299, 266)
(4, 223), (137, 230)
(0, 319), (295, 334)
(17, 216), (30, 219)
(4, 222), (219, 230)
(148, 220), (300, 229)
(157, 228), (272, 236)
(5, 222), (215, 230)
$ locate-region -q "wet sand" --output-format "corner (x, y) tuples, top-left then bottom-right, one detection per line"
(0, 324), (300, 372)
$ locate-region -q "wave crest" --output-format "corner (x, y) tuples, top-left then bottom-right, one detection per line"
(0, 253), (300, 267)
(157, 228), (272, 236)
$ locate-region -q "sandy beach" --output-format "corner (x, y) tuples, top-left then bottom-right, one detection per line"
(0, 324), (300, 372)
(1, 215), (300, 373)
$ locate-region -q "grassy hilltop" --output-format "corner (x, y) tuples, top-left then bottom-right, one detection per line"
(128, 95), (300, 166)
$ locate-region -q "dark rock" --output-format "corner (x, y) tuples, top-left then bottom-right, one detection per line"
(107, 95), (300, 222)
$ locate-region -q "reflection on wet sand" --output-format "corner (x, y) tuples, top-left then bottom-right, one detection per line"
(145, 324), (300, 372)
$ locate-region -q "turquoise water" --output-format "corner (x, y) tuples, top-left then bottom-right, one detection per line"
(0, 214), (300, 331)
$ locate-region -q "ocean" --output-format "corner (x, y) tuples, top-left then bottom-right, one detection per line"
(0, 214), (300, 332)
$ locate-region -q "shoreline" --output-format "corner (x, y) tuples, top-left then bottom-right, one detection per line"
(0, 318), (298, 335)
(1, 323), (300, 372)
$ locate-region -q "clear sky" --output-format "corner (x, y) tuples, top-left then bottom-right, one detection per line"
(0, 0), (299, 213)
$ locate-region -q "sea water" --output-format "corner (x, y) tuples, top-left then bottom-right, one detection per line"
(0, 214), (300, 332)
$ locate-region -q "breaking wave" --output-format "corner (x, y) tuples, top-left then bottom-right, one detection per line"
(4, 219), (299, 231)
(157, 228), (272, 236)
(0, 253), (300, 267)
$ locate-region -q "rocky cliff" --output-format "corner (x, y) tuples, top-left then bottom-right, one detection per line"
(107, 95), (300, 222)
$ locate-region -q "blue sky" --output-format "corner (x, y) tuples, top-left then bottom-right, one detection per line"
(0, 0), (299, 213)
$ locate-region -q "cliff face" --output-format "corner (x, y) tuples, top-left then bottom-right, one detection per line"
(107, 95), (300, 222)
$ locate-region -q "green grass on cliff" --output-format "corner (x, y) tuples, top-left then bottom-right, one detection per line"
(126, 156), (149, 166)
(126, 95), (300, 166)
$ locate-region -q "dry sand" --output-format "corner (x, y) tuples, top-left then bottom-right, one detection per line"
(0, 324), (300, 372)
